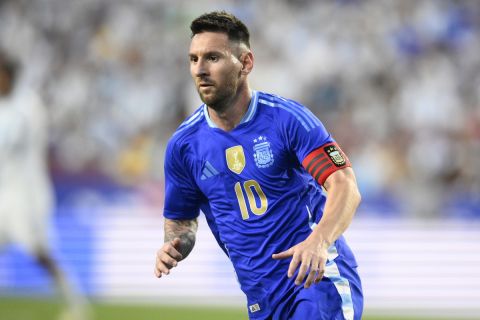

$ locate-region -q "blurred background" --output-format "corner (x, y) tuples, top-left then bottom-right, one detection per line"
(0, 0), (479, 319)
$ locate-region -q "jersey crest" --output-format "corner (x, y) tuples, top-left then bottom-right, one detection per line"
(253, 136), (274, 168)
(226, 145), (245, 174)
(324, 145), (346, 167)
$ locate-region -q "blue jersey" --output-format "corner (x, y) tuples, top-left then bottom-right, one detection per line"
(163, 91), (359, 319)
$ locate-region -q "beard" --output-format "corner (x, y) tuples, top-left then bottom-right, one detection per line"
(196, 78), (238, 112)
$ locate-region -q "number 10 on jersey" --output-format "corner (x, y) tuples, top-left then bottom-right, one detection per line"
(234, 180), (268, 220)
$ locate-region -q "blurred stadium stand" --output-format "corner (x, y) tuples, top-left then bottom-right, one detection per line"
(0, 0), (479, 317)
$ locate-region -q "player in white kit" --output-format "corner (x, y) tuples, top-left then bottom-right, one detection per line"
(0, 52), (90, 320)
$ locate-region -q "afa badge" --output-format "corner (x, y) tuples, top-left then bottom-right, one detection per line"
(249, 303), (261, 313)
(226, 145), (245, 174)
(324, 144), (346, 167)
(253, 136), (274, 168)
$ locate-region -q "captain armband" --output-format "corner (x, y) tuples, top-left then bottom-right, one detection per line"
(301, 142), (351, 186)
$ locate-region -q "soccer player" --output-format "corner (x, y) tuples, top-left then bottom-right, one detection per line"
(154, 11), (363, 320)
(0, 52), (90, 320)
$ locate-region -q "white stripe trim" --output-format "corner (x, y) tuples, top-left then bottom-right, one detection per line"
(324, 261), (355, 320)
(260, 95), (320, 131)
(275, 96), (317, 129)
(174, 110), (204, 135)
(258, 98), (274, 107)
(179, 109), (203, 128)
(308, 210), (353, 319)
(203, 104), (217, 128)
(306, 205), (317, 229)
(240, 90), (259, 123)
(288, 99), (322, 127)
(259, 98), (312, 132)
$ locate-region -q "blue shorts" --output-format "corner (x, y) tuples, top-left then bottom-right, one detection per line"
(271, 258), (363, 320)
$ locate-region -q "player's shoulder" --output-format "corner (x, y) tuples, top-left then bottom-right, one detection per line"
(165, 105), (206, 166)
(256, 91), (321, 131)
(257, 91), (309, 116)
(170, 105), (206, 144)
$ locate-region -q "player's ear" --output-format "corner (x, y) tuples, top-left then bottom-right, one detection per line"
(240, 51), (254, 75)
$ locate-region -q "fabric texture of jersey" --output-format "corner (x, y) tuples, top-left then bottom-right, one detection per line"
(163, 91), (362, 319)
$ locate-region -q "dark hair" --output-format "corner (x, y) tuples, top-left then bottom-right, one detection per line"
(190, 11), (250, 48)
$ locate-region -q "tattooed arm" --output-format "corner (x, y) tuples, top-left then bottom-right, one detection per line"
(154, 218), (198, 278)
(164, 218), (198, 259)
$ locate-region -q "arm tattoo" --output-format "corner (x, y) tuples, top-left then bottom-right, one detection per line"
(164, 218), (198, 260)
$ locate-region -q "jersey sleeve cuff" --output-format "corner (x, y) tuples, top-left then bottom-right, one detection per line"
(163, 209), (200, 220)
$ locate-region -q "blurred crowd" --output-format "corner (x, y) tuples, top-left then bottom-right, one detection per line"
(0, 0), (479, 217)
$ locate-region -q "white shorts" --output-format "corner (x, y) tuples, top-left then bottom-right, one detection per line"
(0, 183), (53, 254)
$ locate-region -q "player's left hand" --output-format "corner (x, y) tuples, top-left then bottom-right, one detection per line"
(272, 237), (329, 288)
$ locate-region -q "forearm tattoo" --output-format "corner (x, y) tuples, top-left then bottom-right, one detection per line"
(164, 218), (198, 260)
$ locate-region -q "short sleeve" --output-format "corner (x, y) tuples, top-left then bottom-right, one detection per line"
(282, 99), (351, 185)
(282, 100), (333, 163)
(163, 139), (202, 220)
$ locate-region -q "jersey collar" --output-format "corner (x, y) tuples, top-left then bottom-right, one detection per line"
(203, 90), (259, 129)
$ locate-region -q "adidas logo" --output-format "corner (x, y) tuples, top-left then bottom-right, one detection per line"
(201, 161), (220, 180)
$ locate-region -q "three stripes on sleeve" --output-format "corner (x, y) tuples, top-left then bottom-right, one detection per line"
(301, 142), (351, 186)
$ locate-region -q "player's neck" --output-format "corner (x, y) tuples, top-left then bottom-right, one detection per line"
(207, 84), (251, 131)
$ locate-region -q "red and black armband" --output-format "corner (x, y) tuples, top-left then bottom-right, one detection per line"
(301, 142), (351, 186)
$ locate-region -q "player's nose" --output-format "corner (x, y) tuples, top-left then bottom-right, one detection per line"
(193, 59), (208, 78)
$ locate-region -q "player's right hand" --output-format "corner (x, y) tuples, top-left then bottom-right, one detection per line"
(154, 238), (183, 278)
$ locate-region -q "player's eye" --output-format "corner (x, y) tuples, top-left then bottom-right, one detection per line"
(208, 55), (219, 62)
(189, 56), (198, 63)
